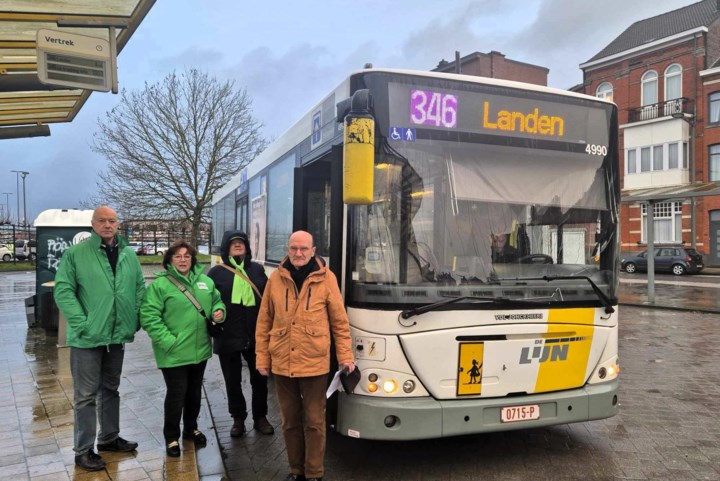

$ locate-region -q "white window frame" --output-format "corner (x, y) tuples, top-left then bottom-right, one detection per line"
(641, 70), (658, 107)
(596, 82), (613, 101)
(709, 92), (720, 125)
(626, 143), (685, 176)
(664, 64), (682, 101)
(641, 201), (683, 243)
(710, 144), (720, 181)
(626, 148), (637, 175)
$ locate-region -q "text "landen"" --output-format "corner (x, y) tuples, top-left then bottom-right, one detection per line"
(482, 101), (564, 137)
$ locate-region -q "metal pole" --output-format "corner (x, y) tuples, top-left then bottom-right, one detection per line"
(109, 26), (119, 94)
(647, 201), (655, 304)
(10, 171), (20, 225)
(21, 172), (28, 227)
(689, 117), (696, 248)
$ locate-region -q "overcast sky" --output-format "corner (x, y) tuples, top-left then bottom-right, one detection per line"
(0, 0), (696, 223)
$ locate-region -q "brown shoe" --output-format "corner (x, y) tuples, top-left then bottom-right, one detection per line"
(230, 418), (245, 438)
(253, 416), (275, 435)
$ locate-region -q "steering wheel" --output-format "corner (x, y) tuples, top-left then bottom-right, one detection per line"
(517, 254), (554, 264)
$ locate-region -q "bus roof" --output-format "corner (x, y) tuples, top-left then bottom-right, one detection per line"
(213, 68), (614, 204)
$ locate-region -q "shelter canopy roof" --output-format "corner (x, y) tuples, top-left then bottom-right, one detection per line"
(0, 0), (154, 136)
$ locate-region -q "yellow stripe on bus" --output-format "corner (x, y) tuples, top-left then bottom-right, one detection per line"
(534, 308), (594, 393)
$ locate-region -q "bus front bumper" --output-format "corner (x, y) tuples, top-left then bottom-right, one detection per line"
(335, 379), (618, 440)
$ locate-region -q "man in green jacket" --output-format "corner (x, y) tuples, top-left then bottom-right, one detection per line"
(54, 206), (146, 472)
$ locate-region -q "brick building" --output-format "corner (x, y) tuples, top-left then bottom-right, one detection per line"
(580, 0), (720, 265)
(433, 50), (549, 86)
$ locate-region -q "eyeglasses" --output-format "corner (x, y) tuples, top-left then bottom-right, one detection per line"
(172, 254), (192, 260)
(288, 246), (312, 253)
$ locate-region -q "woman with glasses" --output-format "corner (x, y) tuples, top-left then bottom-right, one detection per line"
(140, 240), (225, 457)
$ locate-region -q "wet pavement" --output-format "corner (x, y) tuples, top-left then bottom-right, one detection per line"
(0, 271), (215, 481)
(3, 268), (720, 480)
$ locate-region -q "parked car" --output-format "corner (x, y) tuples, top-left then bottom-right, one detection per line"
(13, 239), (36, 261)
(621, 247), (704, 276)
(0, 244), (12, 262)
(152, 243), (168, 256)
(128, 241), (144, 254)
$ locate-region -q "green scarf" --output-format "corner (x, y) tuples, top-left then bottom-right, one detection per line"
(228, 257), (255, 306)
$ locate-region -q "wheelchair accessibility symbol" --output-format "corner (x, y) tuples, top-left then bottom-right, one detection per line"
(389, 127), (415, 141)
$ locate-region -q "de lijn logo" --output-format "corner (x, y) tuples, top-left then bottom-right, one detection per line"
(73, 231), (91, 245)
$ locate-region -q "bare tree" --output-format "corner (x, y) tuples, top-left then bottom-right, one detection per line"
(90, 69), (265, 245)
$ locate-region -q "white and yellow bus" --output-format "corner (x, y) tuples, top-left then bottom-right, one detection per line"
(211, 68), (620, 440)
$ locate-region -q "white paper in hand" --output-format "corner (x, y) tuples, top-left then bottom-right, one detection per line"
(326, 370), (343, 398)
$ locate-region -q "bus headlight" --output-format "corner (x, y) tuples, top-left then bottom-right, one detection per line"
(382, 380), (398, 393)
(367, 382), (378, 393)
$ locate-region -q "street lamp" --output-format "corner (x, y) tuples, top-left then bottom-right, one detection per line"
(671, 111), (696, 248)
(10, 170), (29, 226)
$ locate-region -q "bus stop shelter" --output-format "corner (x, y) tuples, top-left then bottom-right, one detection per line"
(0, 0), (155, 139)
(622, 181), (720, 302)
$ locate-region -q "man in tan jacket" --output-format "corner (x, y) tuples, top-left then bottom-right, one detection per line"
(256, 231), (354, 481)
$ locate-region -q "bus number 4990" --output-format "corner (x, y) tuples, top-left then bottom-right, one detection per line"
(500, 404), (540, 423)
(585, 143), (608, 156)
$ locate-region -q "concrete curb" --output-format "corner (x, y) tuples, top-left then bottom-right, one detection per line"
(197, 384), (228, 481)
(619, 301), (720, 315)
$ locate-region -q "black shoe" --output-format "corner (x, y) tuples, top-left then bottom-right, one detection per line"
(166, 440), (180, 457)
(253, 416), (275, 435)
(230, 418), (246, 438)
(306, 478), (322, 481)
(96, 436), (138, 452)
(284, 475), (306, 481)
(182, 429), (207, 446)
(75, 449), (105, 471)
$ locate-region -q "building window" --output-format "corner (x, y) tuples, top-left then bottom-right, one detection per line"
(627, 143), (685, 175)
(642, 202), (682, 243)
(596, 82), (613, 101)
(668, 143), (679, 169)
(710, 144), (720, 181)
(627, 149), (637, 174)
(710, 92), (720, 125)
(640, 147), (651, 172)
(664, 64), (682, 100)
(653, 145), (663, 170)
(641, 70), (658, 106)
(266, 154), (296, 262)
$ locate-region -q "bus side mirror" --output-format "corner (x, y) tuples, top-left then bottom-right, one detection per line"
(342, 89), (374, 205)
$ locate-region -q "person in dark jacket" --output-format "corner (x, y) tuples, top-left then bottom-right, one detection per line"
(207, 230), (273, 437)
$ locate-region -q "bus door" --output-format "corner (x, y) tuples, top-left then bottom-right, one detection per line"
(294, 145), (344, 279)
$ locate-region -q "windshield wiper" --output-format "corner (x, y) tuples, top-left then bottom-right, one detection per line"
(399, 295), (551, 321)
(497, 275), (615, 314)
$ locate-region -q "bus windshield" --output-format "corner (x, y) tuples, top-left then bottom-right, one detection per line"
(347, 80), (618, 309)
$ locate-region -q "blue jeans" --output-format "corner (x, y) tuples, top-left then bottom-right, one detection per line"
(70, 345), (125, 455)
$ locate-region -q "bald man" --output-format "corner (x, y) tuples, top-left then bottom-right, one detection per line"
(255, 231), (354, 481)
(54, 206), (146, 471)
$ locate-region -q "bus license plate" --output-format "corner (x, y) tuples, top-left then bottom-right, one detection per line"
(500, 404), (540, 423)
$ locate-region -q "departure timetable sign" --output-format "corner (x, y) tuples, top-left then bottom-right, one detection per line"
(390, 82), (611, 153)
(37, 29), (112, 92)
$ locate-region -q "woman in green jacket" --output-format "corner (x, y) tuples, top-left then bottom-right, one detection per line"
(140, 241), (225, 457)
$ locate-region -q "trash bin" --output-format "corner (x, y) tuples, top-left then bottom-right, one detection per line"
(25, 295), (36, 328)
(33, 209), (93, 331)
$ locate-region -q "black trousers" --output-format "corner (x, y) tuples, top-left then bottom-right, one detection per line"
(219, 349), (268, 420)
(160, 360), (207, 442)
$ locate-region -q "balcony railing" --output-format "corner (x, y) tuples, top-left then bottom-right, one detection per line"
(627, 97), (694, 123)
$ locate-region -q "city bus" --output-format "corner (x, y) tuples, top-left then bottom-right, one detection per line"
(211, 68), (620, 440)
